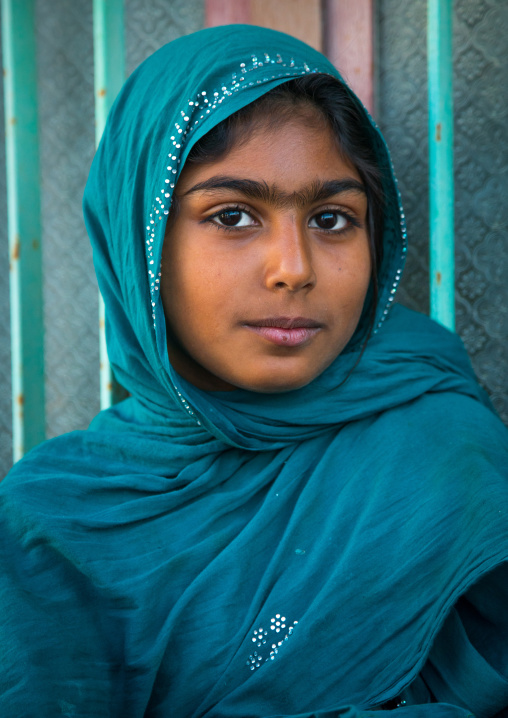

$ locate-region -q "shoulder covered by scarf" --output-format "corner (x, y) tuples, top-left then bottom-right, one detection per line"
(1, 24), (508, 718)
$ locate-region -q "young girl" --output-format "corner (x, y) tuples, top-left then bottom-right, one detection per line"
(1, 24), (508, 718)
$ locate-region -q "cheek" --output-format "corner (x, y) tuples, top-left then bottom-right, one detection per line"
(164, 253), (229, 341)
(325, 244), (372, 311)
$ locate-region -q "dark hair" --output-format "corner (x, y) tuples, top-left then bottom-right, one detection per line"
(184, 74), (386, 341)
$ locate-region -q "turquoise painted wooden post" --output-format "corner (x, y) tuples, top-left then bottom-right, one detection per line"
(427, 0), (455, 331)
(93, 0), (125, 409)
(2, 0), (44, 462)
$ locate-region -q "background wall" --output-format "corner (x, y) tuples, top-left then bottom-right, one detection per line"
(378, 0), (507, 421)
(0, 23), (8, 473)
(0, 0), (506, 477)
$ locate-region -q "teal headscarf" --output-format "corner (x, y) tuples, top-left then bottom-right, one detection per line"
(1, 25), (508, 718)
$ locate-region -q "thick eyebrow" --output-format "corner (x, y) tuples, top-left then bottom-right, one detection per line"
(181, 175), (366, 209)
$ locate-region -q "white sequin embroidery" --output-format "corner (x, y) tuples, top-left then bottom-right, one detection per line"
(246, 615), (299, 670)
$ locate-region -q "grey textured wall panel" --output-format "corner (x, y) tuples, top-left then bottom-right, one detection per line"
(378, 0), (508, 423)
(125, 0), (204, 76)
(37, 0), (204, 442)
(36, 0), (99, 442)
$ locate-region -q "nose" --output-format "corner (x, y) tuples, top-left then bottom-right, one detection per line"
(264, 219), (316, 292)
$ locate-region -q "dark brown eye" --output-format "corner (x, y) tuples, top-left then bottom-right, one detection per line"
(309, 212), (347, 231)
(212, 209), (255, 228)
(217, 210), (242, 226)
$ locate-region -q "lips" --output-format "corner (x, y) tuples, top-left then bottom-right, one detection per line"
(243, 316), (323, 348)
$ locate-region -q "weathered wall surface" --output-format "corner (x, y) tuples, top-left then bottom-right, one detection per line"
(378, 0), (508, 421)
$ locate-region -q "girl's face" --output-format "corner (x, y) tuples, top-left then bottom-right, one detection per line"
(161, 110), (371, 393)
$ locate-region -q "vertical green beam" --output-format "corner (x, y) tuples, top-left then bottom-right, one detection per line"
(2, 0), (44, 462)
(93, 0), (124, 409)
(427, 0), (455, 330)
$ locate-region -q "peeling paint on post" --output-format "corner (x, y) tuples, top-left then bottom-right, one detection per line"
(428, 0), (455, 331)
(93, 0), (125, 409)
(12, 234), (20, 260)
(2, 0), (45, 461)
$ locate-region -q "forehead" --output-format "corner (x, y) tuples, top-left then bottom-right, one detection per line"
(177, 114), (362, 197)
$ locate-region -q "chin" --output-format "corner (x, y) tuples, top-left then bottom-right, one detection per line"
(226, 355), (336, 394)
(235, 372), (317, 394)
